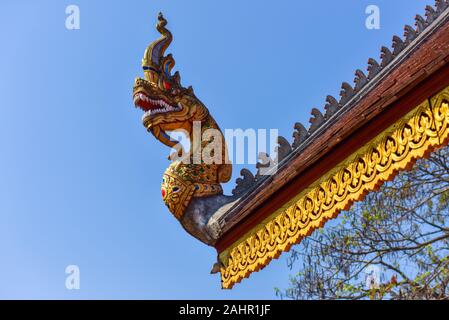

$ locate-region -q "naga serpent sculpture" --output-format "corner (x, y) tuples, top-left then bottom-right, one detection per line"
(133, 13), (237, 245)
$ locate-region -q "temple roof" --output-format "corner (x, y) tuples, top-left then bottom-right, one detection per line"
(214, 0), (449, 288)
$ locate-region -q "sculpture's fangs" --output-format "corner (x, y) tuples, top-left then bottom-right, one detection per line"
(133, 13), (235, 245)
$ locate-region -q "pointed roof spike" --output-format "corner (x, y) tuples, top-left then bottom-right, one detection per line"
(435, 0), (449, 14)
(292, 122), (308, 149)
(255, 152), (273, 179)
(232, 169), (256, 197)
(256, 152), (270, 168)
(425, 5), (437, 24)
(415, 14), (427, 33)
(276, 136), (292, 163)
(404, 25), (418, 44)
(339, 82), (355, 105)
(354, 69), (368, 91)
(309, 108), (325, 134)
(245, 0), (449, 188)
(324, 95), (340, 119)
(392, 35), (406, 56)
(367, 58), (381, 80)
(380, 46), (393, 67)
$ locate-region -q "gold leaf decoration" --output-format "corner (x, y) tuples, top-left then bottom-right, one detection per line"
(220, 86), (449, 289)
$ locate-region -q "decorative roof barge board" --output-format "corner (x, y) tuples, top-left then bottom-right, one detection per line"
(214, 1), (449, 288)
(131, 1), (449, 290)
(219, 85), (449, 288)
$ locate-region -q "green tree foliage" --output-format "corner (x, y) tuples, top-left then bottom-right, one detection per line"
(276, 146), (449, 300)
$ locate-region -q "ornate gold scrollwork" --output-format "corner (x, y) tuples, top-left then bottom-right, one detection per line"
(220, 86), (449, 289)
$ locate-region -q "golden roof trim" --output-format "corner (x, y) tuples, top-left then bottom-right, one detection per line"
(219, 85), (449, 289)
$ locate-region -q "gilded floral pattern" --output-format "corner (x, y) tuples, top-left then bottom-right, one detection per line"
(220, 87), (449, 289)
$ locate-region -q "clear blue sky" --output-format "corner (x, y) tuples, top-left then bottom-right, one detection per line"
(0, 0), (429, 299)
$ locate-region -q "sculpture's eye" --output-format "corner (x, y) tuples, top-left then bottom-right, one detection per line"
(172, 186), (180, 193)
(164, 81), (171, 91)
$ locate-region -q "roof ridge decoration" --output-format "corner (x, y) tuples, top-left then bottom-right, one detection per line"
(230, 0), (449, 196)
(220, 0), (449, 288)
(221, 85), (449, 289)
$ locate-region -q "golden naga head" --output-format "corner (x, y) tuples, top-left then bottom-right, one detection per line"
(133, 13), (232, 222)
(133, 13), (208, 135)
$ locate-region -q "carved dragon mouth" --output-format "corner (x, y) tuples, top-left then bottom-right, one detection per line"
(134, 92), (182, 117)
